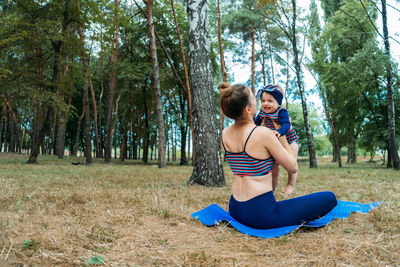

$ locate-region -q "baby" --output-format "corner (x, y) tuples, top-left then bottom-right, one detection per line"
(254, 84), (299, 196)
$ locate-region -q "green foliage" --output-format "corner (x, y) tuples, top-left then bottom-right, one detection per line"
(308, 0), (397, 156)
(288, 103), (326, 155)
(86, 255), (105, 265)
(0, 0), (398, 161)
(16, 198), (22, 207)
(314, 135), (332, 156)
(23, 239), (40, 248)
(23, 239), (34, 248)
(320, 0), (343, 21)
(223, 0), (263, 41)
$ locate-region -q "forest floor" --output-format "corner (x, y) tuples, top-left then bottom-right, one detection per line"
(0, 152), (399, 266)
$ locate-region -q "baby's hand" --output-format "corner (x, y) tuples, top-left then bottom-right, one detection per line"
(272, 130), (281, 137)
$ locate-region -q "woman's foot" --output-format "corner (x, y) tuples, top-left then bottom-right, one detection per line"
(282, 184), (295, 196)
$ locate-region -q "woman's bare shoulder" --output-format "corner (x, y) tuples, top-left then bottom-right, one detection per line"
(252, 126), (279, 147)
(253, 125), (274, 137)
(221, 126), (232, 136)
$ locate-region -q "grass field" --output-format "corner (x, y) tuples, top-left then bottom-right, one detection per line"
(0, 152), (399, 266)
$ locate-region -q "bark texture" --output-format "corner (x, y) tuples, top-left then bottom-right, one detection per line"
(105, 0), (119, 163)
(382, 0), (400, 170)
(146, 0), (166, 168)
(290, 0), (318, 168)
(187, 0), (225, 187)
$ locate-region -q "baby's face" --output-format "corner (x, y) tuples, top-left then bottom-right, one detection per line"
(260, 92), (280, 113)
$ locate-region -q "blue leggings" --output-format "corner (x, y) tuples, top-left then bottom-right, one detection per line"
(229, 191), (337, 229)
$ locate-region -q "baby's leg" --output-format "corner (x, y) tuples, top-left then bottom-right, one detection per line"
(282, 142), (299, 196)
(272, 164), (280, 192)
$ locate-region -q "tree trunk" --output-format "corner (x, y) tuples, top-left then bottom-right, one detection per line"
(170, 0), (194, 161)
(269, 40), (275, 84)
(146, 0), (166, 168)
(55, 112), (67, 158)
(129, 119), (133, 159)
(4, 111), (9, 153)
(83, 73), (92, 164)
(167, 119), (171, 162)
(347, 133), (357, 164)
(9, 114), (15, 152)
(137, 134), (141, 160)
(28, 85), (56, 162)
(54, 54), (70, 158)
(347, 143), (355, 164)
(27, 0), (71, 163)
(217, 0), (226, 150)
(132, 118), (138, 160)
(49, 114), (56, 155)
(337, 145), (342, 166)
(2, 108), (7, 152)
(188, 128), (191, 163)
(333, 131), (342, 167)
(142, 94), (150, 163)
(28, 106), (53, 163)
(172, 124), (175, 161)
(180, 125), (188, 165)
(16, 124), (21, 154)
(133, 137), (138, 160)
(88, 76), (99, 157)
(98, 30), (105, 158)
(150, 135), (154, 161)
(0, 102), (5, 152)
(261, 44), (266, 86)
(285, 51), (290, 109)
(75, 5), (92, 164)
(217, 0), (227, 83)
(121, 128), (127, 162)
(41, 139), (46, 154)
(167, 138), (170, 162)
(382, 0), (400, 170)
(187, 0), (225, 187)
(332, 143), (337, 163)
(143, 129), (149, 163)
(105, 0), (119, 163)
(14, 119), (19, 153)
(73, 111), (85, 157)
(258, 31), (267, 86)
(290, 0), (317, 168)
(112, 92), (121, 154)
(173, 125), (177, 161)
(250, 25), (255, 94)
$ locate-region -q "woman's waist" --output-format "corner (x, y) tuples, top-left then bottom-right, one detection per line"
(231, 175), (273, 201)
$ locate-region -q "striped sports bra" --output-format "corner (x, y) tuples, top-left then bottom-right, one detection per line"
(258, 108), (281, 130)
(222, 126), (276, 176)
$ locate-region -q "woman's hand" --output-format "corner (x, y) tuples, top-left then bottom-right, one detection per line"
(272, 130), (281, 137)
(272, 121), (283, 138)
(259, 127), (298, 175)
(272, 120), (280, 131)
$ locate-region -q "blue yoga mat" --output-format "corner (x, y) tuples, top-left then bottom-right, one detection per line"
(191, 200), (383, 238)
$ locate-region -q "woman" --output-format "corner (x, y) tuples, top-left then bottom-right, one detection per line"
(219, 82), (337, 229)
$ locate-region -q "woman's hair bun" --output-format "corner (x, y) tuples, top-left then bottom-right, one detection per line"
(218, 82), (233, 97)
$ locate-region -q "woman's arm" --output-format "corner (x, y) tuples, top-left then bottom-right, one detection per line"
(259, 129), (298, 174)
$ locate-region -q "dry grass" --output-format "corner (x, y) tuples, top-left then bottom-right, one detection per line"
(0, 153), (399, 266)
